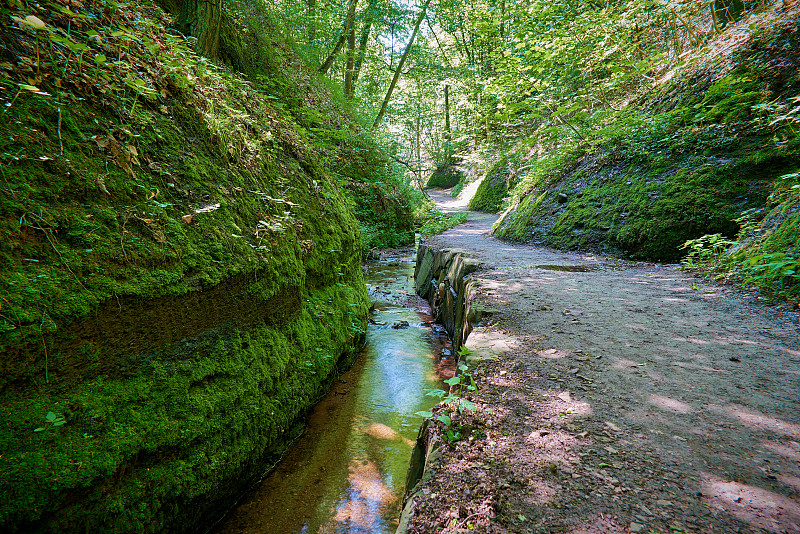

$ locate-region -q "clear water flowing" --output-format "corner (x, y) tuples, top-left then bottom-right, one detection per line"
(214, 256), (451, 534)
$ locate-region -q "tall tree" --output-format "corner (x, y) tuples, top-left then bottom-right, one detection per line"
(350, 0), (378, 96)
(318, 0), (360, 75)
(307, 0), (316, 45)
(344, 23), (357, 97)
(372, 0), (433, 129)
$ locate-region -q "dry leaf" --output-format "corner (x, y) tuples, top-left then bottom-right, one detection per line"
(181, 214), (193, 224)
(95, 174), (110, 195)
(25, 15), (47, 29)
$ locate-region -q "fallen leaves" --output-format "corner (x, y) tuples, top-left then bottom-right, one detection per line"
(94, 134), (140, 175)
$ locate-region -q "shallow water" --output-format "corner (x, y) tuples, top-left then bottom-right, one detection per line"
(214, 257), (450, 534)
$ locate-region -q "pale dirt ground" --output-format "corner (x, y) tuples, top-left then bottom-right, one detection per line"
(405, 189), (800, 534)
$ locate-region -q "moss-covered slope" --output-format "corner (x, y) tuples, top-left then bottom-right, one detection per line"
(493, 13), (799, 262)
(210, 0), (415, 252)
(468, 154), (518, 213)
(0, 1), (376, 532)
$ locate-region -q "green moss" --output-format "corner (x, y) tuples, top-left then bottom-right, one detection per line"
(468, 156), (513, 213)
(426, 162), (462, 189)
(0, 0), (386, 531)
(495, 190), (549, 242)
(0, 283), (368, 532)
(347, 165), (416, 252)
(493, 43), (799, 261)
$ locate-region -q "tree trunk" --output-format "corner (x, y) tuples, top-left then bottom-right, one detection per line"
(415, 113), (421, 183)
(444, 84), (451, 146)
(307, 0), (316, 46)
(499, 0), (505, 38)
(351, 0), (376, 93)
(156, 0), (224, 59)
(372, 0), (433, 129)
(344, 24), (356, 98)
(457, 19), (474, 64)
(318, 0), (359, 75)
(426, 14), (451, 66)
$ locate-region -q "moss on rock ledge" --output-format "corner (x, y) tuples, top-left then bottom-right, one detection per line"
(0, 2), (375, 532)
(493, 15), (800, 262)
(468, 155), (516, 213)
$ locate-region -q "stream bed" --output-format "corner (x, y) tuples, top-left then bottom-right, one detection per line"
(214, 254), (452, 534)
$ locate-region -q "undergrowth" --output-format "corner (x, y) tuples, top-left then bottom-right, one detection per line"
(681, 174), (800, 305)
(414, 196), (468, 237)
(491, 13), (799, 265)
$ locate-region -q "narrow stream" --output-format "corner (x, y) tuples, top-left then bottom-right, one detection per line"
(214, 254), (452, 534)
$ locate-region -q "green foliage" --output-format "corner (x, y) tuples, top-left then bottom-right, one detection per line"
(679, 234), (737, 269)
(493, 24), (800, 260)
(416, 362), (478, 443)
(415, 199), (468, 237)
(740, 252), (800, 293)
(468, 155), (516, 213)
(681, 174), (800, 304)
(682, 235), (800, 304)
(349, 162), (417, 252)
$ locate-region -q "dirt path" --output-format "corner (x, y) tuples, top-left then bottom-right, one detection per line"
(406, 189), (800, 534)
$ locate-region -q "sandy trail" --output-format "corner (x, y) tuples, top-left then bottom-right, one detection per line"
(407, 189), (800, 534)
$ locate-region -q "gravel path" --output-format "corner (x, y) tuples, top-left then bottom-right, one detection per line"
(406, 190), (800, 534)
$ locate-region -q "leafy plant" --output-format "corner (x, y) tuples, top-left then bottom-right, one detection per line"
(740, 252), (800, 294)
(33, 411), (66, 433)
(418, 209), (467, 237)
(679, 233), (737, 269)
(416, 363), (479, 442)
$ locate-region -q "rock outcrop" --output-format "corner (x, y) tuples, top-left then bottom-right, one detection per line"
(414, 245), (482, 352)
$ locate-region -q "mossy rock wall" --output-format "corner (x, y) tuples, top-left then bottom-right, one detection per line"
(468, 155), (515, 213)
(426, 162), (462, 189)
(0, 2), (371, 532)
(494, 20), (800, 262)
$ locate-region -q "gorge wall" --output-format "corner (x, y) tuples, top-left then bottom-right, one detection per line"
(0, 1), (400, 531)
